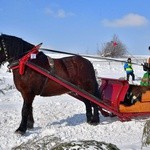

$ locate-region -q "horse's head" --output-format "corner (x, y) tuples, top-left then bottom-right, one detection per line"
(0, 34), (35, 66)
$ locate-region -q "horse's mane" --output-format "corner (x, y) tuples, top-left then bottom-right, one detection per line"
(2, 34), (35, 62)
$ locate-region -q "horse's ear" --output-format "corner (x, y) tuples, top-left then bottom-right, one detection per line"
(149, 46), (150, 50)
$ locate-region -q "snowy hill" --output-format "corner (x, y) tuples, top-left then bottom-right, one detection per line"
(0, 54), (150, 150)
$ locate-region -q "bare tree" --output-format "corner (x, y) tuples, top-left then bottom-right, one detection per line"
(98, 34), (127, 58)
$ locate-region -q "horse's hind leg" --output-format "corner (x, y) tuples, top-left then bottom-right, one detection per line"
(84, 100), (100, 125)
(15, 93), (35, 135)
(92, 103), (100, 125)
(84, 100), (93, 123)
(69, 93), (100, 125)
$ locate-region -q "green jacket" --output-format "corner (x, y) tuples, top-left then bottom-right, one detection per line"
(140, 72), (150, 86)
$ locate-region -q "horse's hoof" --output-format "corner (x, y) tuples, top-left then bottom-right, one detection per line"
(15, 129), (25, 135)
(27, 124), (34, 130)
(27, 127), (34, 130)
(92, 123), (99, 126)
(27, 122), (34, 129)
(87, 121), (99, 126)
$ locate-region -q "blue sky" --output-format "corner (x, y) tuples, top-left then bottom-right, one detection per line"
(1, 0), (150, 55)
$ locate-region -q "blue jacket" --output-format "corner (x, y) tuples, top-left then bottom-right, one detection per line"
(124, 63), (133, 74)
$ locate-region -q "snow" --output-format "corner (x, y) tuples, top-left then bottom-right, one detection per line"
(0, 54), (150, 150)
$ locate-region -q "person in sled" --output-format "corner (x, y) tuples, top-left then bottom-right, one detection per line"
(140, 58), (150, 86)
(124, 58), (135, 81)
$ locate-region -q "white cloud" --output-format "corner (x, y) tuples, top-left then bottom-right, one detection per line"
(57, 9), (66, 18)
(45, 8), (75, 18)
(102, 13), (149, 27)
(45, 8), (54, 16)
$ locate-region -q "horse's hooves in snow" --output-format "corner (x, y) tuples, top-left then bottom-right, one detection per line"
(15, 129), (25, 135)
(87, 121), (99, 126)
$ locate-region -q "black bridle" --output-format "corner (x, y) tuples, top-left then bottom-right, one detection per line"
(1, 37), (9, 61)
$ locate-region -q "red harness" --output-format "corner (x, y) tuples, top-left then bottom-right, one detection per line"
(11, 43), (42, 75)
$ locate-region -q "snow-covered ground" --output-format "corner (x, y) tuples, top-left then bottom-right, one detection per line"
(0, 54), (149, 150)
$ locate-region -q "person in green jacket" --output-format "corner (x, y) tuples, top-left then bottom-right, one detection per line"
(140, 58), (150, 86)
(140, 72), (150, 86)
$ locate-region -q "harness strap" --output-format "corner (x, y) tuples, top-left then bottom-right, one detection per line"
(47, 56), (55, 74)
(62, 58), (76, 79)
(40, 77), (49, 96)
(10, 43), (42, 75)
(40, 56), (55, 96)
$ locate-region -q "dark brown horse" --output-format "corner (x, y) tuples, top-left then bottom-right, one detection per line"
(0, 34), (102, 135)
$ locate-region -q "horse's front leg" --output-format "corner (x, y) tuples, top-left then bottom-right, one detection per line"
(15, 93), (35, 135)
(27, 105), (34, 129)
